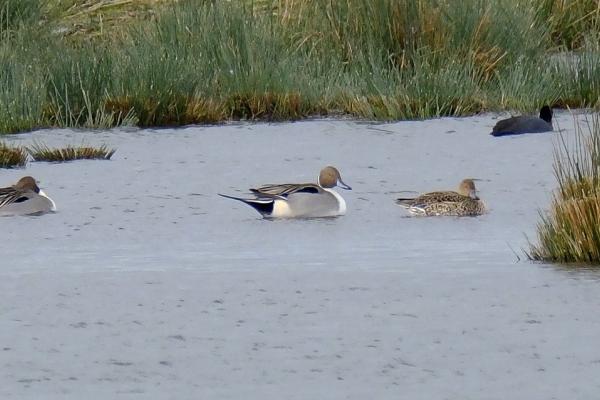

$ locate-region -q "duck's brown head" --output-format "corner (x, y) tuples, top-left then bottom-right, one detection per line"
(458, 179), (478, 199)
(14, 176), (40, 193)
(318, 166), (352, 190)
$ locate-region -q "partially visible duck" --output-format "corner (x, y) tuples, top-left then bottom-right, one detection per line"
(220, 166), (351, 218)
(396, 178), (485, 216)
(0, 176), (56, 216)
(491, 106), (553, 136)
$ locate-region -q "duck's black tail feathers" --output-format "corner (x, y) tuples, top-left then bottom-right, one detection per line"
(395, 198), (415, 207)
(218, 193), (274, 216)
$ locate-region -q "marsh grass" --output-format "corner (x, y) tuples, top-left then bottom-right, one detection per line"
(528, 114), (600, 264)
(0, 0), (42, 36)
(0, 0), (599, 134)
(27, 142), (116, 162)
(537, 0), (600, 49)
(0, 141), (27, 168)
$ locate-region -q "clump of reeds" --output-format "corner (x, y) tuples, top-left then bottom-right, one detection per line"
(27, 142), (116, 162)
(528, 114), (600, 264)
(0, 141), (27, 168)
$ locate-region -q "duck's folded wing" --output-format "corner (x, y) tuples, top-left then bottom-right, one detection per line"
(414, 191), (468, 203)
(251, 183), (323, 197)
(0, 187), (26, 208)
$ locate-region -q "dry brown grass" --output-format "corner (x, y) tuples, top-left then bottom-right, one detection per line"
(27, 143), (116, 162)
(0, 142), (28, 168)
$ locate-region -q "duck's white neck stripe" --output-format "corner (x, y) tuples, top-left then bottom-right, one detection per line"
(39, 190), (57, 211)
(324, 188), (346, 215)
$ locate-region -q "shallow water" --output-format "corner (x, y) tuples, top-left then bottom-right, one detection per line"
(2, 112), (600, 399)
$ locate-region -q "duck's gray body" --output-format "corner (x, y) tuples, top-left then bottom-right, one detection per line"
(491, 106), (553, 137)
(0, 193), (56, 216)
(221, 184), (346, 218)
(220, 166), (351, 219)
(0, 178), (56, 217)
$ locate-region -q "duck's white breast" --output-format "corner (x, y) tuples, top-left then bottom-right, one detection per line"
(324, 188), (346, 215)
(39, 190), (57, 212)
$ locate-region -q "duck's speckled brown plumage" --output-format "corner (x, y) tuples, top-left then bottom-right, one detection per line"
(403, 198), (486, 216)
(396, 179), (486, 216)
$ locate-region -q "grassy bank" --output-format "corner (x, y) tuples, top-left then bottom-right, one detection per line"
(528, 115), (600, 264)
(1, 0), (599, 134)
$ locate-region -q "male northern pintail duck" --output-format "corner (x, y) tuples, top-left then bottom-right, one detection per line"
(220, 166), (351, 218)
(395, 178), (485, 216)
(0, 176), (56, 216)
(490, 105), (553, 137)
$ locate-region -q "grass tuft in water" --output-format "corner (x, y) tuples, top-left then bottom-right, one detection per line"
(528, 114), (600, 265)
(27, 142), (116, 162)
(0, 141), (27, 168)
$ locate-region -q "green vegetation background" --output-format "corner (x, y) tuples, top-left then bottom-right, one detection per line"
(1, 0), (599, 134)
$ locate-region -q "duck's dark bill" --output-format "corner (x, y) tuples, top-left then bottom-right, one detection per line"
(338, 179), (352, 190)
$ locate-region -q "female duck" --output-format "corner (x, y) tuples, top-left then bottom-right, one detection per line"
(396, 178), (485, 216)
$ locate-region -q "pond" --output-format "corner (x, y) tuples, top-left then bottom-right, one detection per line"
(2, 112), (600, 399)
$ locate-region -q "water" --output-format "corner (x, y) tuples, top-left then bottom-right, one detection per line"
(2, 112), (600, 399)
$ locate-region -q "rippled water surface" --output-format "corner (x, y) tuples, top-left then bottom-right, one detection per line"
(2, 112), (600, 399)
